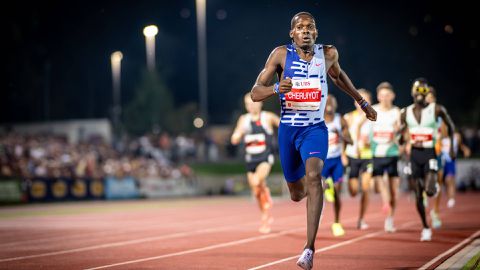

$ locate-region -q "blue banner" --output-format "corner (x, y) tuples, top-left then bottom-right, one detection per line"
(104, 176), (139, 200)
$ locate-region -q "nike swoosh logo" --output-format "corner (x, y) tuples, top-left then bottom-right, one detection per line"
(315, 63), (321, 66)
(309, 151), (322, 155)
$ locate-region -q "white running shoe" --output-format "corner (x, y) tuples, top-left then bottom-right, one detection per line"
(296, 249), (314, 270)
(384, 216), (396, 233)
(357, 219), (369, 230)
(430, 210), (442, 229)
(447, 198), (455, 208)
(420, 228), (432, 241)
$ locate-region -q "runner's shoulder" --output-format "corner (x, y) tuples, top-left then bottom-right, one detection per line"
(323, 45), (338, 60)
(265, 46), (287, 66)
(271, 45), (288, 57)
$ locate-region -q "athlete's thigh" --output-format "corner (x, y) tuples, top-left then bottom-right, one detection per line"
(348, 157), (361, 179)
(297, 123), (328, 165)
(332, 157), (344, 183)
(372, 157), (385, 177)
(247, 171), (259, 187)
(321, 158), (334, 179)
(278, 124), (304, 182)
(389, 176), (400, 195)
(255, 162), (273, 185)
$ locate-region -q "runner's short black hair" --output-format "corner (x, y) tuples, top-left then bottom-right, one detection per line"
(291, 12), (315, 29)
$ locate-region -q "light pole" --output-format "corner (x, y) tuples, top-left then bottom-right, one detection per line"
(196, 0), (208, 125)
(110, 51), (123, 137)
(143, 25), (158, 71)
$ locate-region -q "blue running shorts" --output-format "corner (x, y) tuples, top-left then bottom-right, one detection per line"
(322, 156), (344, 183)
(278, 121), (328, 182)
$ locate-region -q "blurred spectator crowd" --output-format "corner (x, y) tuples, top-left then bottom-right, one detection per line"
(1, 125), (479, 181)
(0, 132), (197, 180)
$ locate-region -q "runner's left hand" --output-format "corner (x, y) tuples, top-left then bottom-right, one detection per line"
(362, 104), (377, 121)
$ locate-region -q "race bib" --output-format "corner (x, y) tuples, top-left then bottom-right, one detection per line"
(373, 126), (394, 144)
(285, 79), (321, 111)
(410, 127), (434, 143)
(244, 134), (266, 155)
(328, 131), (340, 146)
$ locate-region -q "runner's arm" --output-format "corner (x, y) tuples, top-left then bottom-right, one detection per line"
(325, 46), (377, 121)
(436, 104), (456, 159)
(340, 117), (353, 145)
(398, 108), (408, 145)
(251, 47), (289, 102)
(231, 115), (245, 145)
(456, 132), (471, 158)
(268, 112), (281, 128)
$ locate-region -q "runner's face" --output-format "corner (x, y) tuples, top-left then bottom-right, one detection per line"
(377, 88), (394, 106)
(290, 16), (317, 50)
(411, 82), (429, 105)
(244, 97), (262, 114)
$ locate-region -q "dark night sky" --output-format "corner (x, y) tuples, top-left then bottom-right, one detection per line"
(3, 0), (479, 127)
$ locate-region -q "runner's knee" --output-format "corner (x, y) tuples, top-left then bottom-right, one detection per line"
(290, 192), (305, 202)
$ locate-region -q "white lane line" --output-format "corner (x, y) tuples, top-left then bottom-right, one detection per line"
(82, 213), (383, 270)
(0, 199), (277, 247)
(418, 229), (480, 270)
(0, 213), (244, 248)
(247, 220), (418, 270)
(0, 214), (303, 263)
(83, 227), (305, 270)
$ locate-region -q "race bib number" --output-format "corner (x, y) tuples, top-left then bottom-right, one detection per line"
(285, 79), (321, 111)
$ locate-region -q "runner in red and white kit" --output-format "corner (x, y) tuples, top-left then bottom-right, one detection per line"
(231, 93), (280, 234)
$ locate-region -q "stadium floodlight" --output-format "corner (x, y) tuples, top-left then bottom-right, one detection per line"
(143, 25), (158, 71)
(110, 51), (123, 136)
(196, 0), (208, 126)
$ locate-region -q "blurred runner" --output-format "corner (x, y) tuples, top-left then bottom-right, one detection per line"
(426, 88), (471, 229)
(399, 78), (455, 241)
(322, 94), (352, 237)
(344, 89), (374, 230)
(369, 82), (401, 233)
(231, 93), (280, 233)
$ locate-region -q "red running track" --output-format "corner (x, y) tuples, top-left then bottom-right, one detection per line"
(0, 192), (479, 269)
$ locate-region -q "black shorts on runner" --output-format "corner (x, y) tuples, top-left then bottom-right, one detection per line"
(246, 154), (274, 173)
(348, 157), (372, 179)
(372, 157), (399, 177)
(410, 147), (437, 179)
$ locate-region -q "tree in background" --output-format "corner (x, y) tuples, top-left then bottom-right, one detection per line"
(124, 70), (199, 135)
(124, 70), (174, 135)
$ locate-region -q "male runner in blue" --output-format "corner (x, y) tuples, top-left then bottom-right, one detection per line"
(322, 94), (352, 237)
(251, 12), (377, 270)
